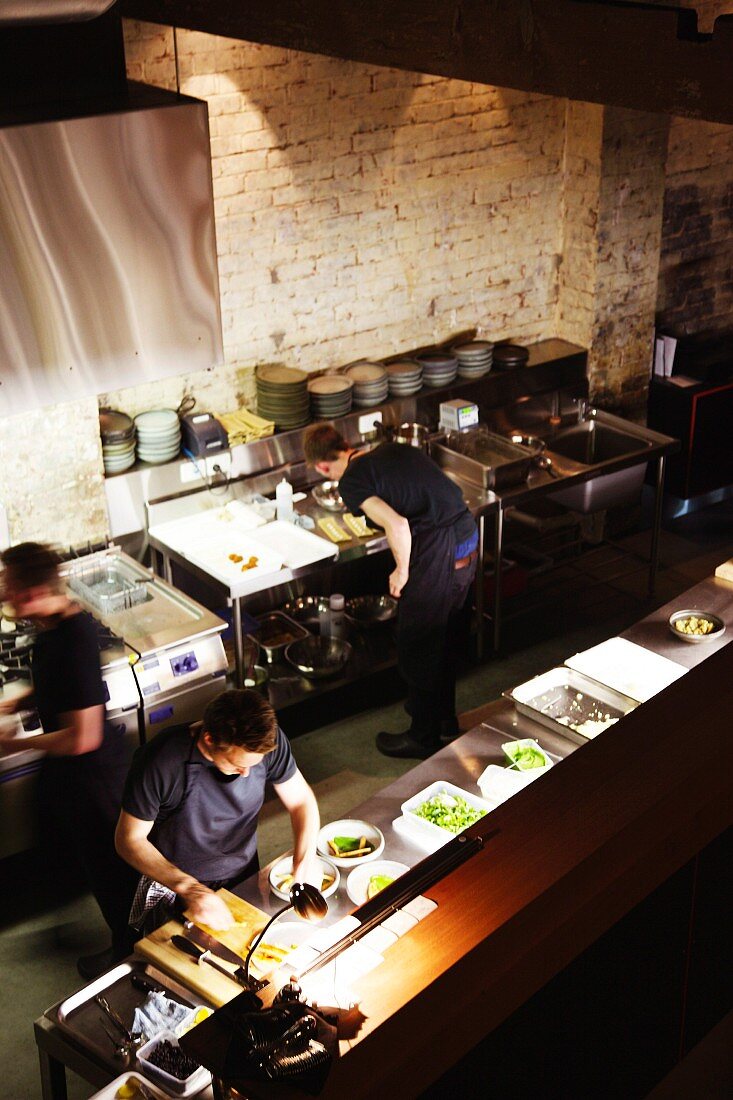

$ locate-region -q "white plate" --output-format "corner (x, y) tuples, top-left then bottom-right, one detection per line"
(135, 409), (180, 430)
(565, 637), (687, 703)
(269, 854), (340, 900)
(346, 860), (409, 906)
(317, 819), (385, 867)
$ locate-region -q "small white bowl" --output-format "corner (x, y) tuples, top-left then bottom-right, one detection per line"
(346, 859), (409, 907)
(269, 854), (340, 901)
(317, 819), (385, 867)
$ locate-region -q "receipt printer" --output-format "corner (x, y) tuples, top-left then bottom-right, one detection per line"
(180, 412), (229, 457)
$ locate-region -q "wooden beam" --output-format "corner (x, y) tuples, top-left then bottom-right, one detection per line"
(120, 0), (733, 123)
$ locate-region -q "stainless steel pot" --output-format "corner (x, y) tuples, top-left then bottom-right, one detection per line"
(394, 422), (430, 448)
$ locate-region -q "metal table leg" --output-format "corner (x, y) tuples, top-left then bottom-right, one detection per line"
(493, 506), (504, 653)
(162, 551), (173, 586)
(475, 513), (486, 660)
(37, 1046), (68, 1100)
(232, 597), (244, 687)
(648, 455), (666, 597)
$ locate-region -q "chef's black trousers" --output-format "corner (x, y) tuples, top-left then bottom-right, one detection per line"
(396, 526), (477, 748)
(38, 761), (139, 960)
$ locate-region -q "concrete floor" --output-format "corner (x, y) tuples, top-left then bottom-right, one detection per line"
(0, 500), (729, 1099)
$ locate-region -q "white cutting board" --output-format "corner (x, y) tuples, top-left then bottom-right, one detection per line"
(565, 637), (687, 704)
(184, 534), (284, 587)
(252, 520), (338, 569)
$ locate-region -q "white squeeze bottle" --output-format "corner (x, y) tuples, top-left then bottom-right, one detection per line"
(328, 594), (346, 639)
(275, 477), (294, 523)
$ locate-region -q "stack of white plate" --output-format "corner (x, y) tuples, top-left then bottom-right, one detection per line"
(416, 352), (458, 388)
(256, 365), (310, 430)
(99, 408), (136, 476)
(134, 409), (181, 465)
(308, 374), (353, 420)
(385, 359), (423, 397)
(343, 362), (389, 408)
(453, 340), (494, 378)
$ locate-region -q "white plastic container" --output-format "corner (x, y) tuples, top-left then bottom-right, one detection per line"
(275, 477), (294, 523)
(400, 780), (493, 845)
(136, 1030), (211, 1097)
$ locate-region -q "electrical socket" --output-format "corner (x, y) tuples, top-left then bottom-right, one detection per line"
(358, 411), (382, 435)
(206, 452), (231, 476)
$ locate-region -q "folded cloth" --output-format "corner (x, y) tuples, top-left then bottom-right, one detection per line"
(132, 990), (192, 1041)
(294, 513), (315, 531)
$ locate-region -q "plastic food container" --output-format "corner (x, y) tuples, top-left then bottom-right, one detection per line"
(400, 781), (492, 844)
(477, 764), (541, 804)
(501, 739), (552, 771)
(136, 1030), (211, 1096)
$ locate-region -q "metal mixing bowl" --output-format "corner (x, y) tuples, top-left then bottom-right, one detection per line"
(282, 596), (331, 627)
(285, 635), (352, 678)
(312, 480), (345, 510)
(345, 594), (398, 627)
(668, 609), (725, 644)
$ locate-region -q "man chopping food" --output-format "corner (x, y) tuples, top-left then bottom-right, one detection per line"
(116, 689), (320, 934)
(304, 423), (478, 759)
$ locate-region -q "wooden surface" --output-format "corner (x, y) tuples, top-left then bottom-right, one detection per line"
(120, 0), (733, 124)
(134, 890), (269, 1007)
(715, 558), (733, 583)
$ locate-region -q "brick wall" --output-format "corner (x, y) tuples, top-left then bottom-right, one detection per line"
(656, 117), (733, 336)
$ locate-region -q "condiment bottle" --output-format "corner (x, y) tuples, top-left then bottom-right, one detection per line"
(318, 602), (331, 637)
(328, 594), (346, 639)
(275, 478), (294, 523)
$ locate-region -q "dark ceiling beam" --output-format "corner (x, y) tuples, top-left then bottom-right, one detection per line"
(120, 0), (733, 123)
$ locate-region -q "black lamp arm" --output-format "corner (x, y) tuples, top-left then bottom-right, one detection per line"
(244, 901), (293, 985)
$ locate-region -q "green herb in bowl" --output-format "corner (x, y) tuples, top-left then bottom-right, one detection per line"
(502, 739), (549, 771)
(412, 792), (487, 834)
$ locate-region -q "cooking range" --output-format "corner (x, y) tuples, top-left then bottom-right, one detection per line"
(0, 544), (228, 859)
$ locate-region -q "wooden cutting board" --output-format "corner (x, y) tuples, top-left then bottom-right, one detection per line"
(134, 889), (269, 1007)
(715, 558), (733, 583)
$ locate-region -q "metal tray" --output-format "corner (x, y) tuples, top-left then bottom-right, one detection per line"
(431, 428), (533, 489)
(55, 958), (202, 1072)
(504, 666), (638, 744)
(254, 610), (309, 663)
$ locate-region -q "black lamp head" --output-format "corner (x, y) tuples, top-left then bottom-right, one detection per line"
(290, 881), (328, 922)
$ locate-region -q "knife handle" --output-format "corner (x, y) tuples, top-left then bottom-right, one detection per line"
(171, 934), (203, 962)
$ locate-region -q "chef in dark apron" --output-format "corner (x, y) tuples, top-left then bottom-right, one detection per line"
(115, 689), (320, 935)
(0, 542), (138, 978)
(304, 423), (478, 759)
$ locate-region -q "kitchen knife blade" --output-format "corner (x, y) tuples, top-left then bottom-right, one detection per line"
(182, 919), (247, 968)
(170, 934), (261, 991)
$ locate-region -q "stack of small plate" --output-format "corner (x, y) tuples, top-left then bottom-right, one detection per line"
(453, 340), (494, 378)
(134, 409), (181, 465)
(99, 408), (136, 475)
(256, 365), (310, 430)
(385, 359), (423, 397)
(492, 343), (530, 370)
(307, 374), (353, 420)
(416, 351), (458, 388)
(343, 362), (389, 408)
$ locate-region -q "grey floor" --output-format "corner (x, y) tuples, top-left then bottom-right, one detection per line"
(1, 500), (730, 1099)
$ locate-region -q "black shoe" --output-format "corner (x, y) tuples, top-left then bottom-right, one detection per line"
(375, 731), (438, 759)
(439, 723), (461, 745)
(77, 947), (115, 982)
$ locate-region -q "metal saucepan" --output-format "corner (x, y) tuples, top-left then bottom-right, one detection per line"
(394, 422), (431, 448)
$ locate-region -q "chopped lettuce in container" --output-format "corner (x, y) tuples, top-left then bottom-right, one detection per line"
(411, 791), (487, 833)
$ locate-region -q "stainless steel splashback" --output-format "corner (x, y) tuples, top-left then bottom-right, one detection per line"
(0, 93), (223, 415)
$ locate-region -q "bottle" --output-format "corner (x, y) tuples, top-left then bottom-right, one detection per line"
(328, 594), (346, 640)
(318, 602), (331, 638)
(275, 477), (294, 523)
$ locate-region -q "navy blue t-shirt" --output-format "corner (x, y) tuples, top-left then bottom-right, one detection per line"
(339, 442), (475, 544)
(122, 724), (297, 883)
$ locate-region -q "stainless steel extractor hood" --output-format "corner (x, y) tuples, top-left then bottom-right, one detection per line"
(0, 86), (223, 416)
(0, 1), (116, 23)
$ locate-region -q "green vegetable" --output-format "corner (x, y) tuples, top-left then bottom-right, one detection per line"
(367, 874), (394, 899)
(506, 744), (547, 770)
(411, 792), (487, 833)
(332, 836), (360, 852)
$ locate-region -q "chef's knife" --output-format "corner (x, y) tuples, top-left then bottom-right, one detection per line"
(170, 934), (262, 990)
(182, 919), (247, 968)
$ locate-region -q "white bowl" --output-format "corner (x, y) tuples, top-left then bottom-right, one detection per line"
(317, 819), (385, 867)
(500, 739), (551, 771)
(269, 854), (339, 901)
(346, 859), (409, 906)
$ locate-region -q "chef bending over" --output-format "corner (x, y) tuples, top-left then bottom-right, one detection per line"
(116, 689), (319, 934)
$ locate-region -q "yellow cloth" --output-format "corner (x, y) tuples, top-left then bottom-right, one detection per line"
(317, 517), (349, 543)
(343, 512), (378, 538)
(217, 407), (274, 446)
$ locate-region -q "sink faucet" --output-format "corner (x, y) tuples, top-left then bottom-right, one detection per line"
(574, 397), (594, 423)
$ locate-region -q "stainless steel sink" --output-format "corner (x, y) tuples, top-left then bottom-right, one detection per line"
(545, 416), (653, 513)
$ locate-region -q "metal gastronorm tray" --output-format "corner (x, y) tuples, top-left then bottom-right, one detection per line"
(431, 428), (533, 489)
(504, 666), (639, 745)
(55, 958), (202, 1071)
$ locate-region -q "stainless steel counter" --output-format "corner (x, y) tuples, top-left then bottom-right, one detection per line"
(621, 574), (732, 669)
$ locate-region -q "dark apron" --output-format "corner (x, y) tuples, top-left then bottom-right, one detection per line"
(396, 524), (477, 745)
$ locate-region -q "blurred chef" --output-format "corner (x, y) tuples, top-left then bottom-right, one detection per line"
(116, 689), (320, 934)
(0, 542), (138, 978)
(305, 422), (478, 759)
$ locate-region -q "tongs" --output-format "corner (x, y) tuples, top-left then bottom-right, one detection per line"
(94, 994), (142, 1048)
